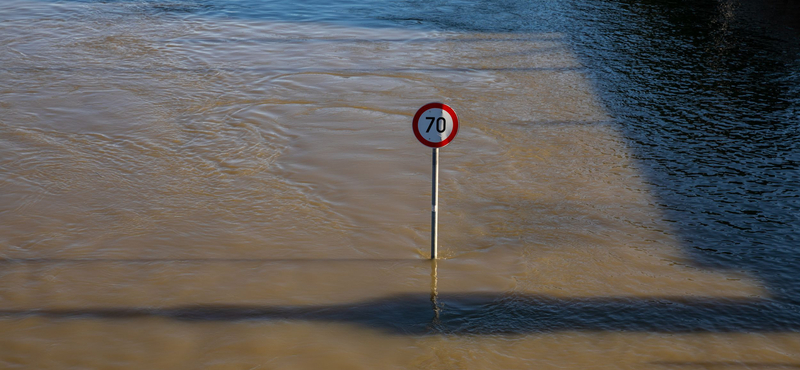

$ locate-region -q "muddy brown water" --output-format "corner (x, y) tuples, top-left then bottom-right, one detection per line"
(1, 0), (799, 368)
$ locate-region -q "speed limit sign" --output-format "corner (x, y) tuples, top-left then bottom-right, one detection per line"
(412, 102), (459, 148)
(412, 102), (459, 260)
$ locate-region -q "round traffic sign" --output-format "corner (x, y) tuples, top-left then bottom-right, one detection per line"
(412, 102), (459, 148)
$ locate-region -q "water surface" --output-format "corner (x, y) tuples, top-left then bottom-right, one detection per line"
(1, 0), (799, 368)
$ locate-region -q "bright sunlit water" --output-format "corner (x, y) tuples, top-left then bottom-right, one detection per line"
(1, 0), (799, 368)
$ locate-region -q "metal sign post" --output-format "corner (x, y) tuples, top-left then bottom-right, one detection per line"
(431, 147), (439, 259)
(412, 102), (459, 259)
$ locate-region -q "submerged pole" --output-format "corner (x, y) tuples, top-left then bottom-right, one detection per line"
(430, 259), (440, 324)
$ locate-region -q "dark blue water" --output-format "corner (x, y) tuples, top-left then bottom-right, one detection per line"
(566, 0), (800, 303)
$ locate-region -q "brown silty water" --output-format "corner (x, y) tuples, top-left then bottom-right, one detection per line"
(0, 1), (797, 369)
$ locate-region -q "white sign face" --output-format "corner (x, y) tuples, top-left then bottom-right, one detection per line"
(412, 102), (459, 148)
(416, 108), (454, 145)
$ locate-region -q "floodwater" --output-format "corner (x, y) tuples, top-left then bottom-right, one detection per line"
(1, 0), (799, 368)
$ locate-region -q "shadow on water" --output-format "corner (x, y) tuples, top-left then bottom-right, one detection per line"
(15, 0), (800, 334)
(565, 0), (800, 304)
(2, 260), (800, 335)
(1, 295), (800, 335)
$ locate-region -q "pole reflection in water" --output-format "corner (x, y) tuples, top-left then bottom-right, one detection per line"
(429, 259), (442, 330)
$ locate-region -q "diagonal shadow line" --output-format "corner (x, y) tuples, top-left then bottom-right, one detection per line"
(564, 0), (800, 305)
(2, 294), (799, 335)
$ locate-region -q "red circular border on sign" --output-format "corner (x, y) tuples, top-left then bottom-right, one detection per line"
(412, 102), (459, 148)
